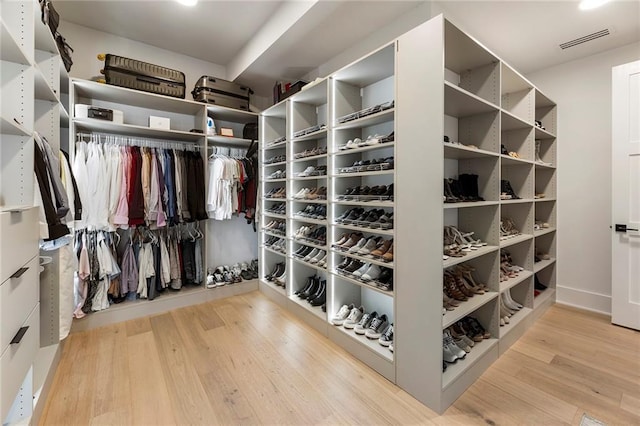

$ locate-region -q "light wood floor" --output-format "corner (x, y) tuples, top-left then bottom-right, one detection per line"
(40, 291), (640, 425)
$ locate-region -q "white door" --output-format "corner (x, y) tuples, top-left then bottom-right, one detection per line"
(612, 60), (640, 330)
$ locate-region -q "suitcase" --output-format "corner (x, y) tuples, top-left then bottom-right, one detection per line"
(192, 76), (251, 111)
(100, 54), (186, 99)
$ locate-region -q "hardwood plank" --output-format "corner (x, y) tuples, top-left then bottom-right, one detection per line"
(193, 301), (225, 330)
(510, 339), (556, 363)
(124, 316), (151, 337)
(126, 330), (177, 425)
(149, 312), (221, 425)
(621, 393), (640, 417)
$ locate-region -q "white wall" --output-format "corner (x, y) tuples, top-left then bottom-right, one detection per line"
(60, 20), (226, 99)
(528, 41), (640, 314)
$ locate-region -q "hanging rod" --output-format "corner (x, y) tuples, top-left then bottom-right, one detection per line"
(75, 132), (201, 151)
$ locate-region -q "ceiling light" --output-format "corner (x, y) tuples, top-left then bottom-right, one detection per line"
(176, 0), (197, 6)
(579, 0), (611, 10)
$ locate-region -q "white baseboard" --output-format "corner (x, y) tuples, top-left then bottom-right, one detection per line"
(556, 285), (611, 315)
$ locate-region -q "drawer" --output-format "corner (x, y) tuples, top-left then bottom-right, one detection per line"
(0, 208), (39, 284)
(0, 304), (39, 422)
(0, 256), (39, 350)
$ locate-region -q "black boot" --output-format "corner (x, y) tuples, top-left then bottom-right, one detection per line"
(309, 280), (326, 306)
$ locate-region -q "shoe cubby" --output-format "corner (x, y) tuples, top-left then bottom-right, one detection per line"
(498, 279), (533, 344)
(444, 21), (500, 106)
(499, 238), (534, 292)
(332, 204), (394, 235)
(501, 113), (534, 162)
(291, 135), (327, 163)
(443, 204), (500, 266)
(500, 63), (534, 124)
(260, 251), (287, 296)
(444, 109), (500, 154)
(500, 162), (534, 201)
(442, 300), (499, 390)
(534, 201), (556, 236)
(329, 276), (394, 372)
(500, 202), (534, 244)
(290, 82), (328, 139)
(288, 265), (328, 324)
(534, 167), (557, 199)
(534, 89), (557, 137)
(533, 263), (556, 311)
(534, 137), (556, 166)
(445, 156), (500, 204)
(534, 231), (556, 272)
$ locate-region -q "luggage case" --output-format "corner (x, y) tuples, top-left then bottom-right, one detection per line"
(192, 76), (251, 111)
(100, 54), (186, 99)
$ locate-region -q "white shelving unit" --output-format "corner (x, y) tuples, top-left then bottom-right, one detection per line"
(258, 14), (558, 414)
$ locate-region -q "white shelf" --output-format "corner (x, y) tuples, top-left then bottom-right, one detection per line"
(289, 199), (327, 205)
(443, 245), (499, 269)
(442, 291), (498, 329)
(263, 212), (286, 220)
(331, 271), (393, 297)
(34, 66), (59, 102)
(291, 175), (328, 181)
(263, 246), (287, 257)
(499, 307), (532, 338)
(291, 216), (327, 226)
(73, 79), (203, 114)
(290, 256), (328, 272)
(73, 118), (204, 142)
(333, 199), (394, 207)
(499, 233), (533, 248)
(500, 198), (534, 205)
(534, 288), (555, 310)
(292, 128), (327, 142)
(264, 178), (287, 183)
(499, 270), (533, 292)
(534, 227), (556, 237)
(442, 338), (498, 389)
(501, 110), (532, 131)
(1, 117), (31, 136)
(332, 249), (394, 269)
(263, 160), (287, 167)
(288, 295), (326, 320)
(534, 127), (556, 139)
(333, 324), (394, 362)
(1, 20), (30, 65)
(332, 142), (395, 156)
(206, 105), (258, 123)
(444, 143), (498, 160)
(332, 169), (394, 178)
(535, 197), (557, 203)
(208, 135), (253, 146)
(444, 81), (499, 117)
(259, 278), (286, 297)
(534, 162), (555, 170)
(500, 154), (533, 166)
(444, 201), (499, 209)
(534, 258), (556, 273)
(263, 140), (287, 151)
(263, 229), (286, 239)
(291, 153), (327, 163)
(291, 238), (328, 251)
(332, 223), (394, 236)
(263, 197), (287, 202)
(334, 108), (394, 130)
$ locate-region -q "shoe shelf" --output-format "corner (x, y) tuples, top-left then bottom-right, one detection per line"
(263, 140), (287, 151)
(333, 199), (394, 207)
(534, 227), (556, 237)
(333, 249), (394, 269)
(291, 238), (327, 251)
(290, 199), (327, 205)
(331, 271), (393, 297)
(442, 291), (498, 329)
(263, 229), (286, 239)
(442, 245), (498, 269)
(291, 175), (328, 181)
(264, 178), (287, 183)
(444, 201), (499, 209)
(1, 19), (30, 65)
(500, 154), (533, 166)
(291, 256), (327, 273)
(332, 142), (395, 156)
(332, 323), (394, 362)
(0, 117), (32, 136)
(288, 294), (326, 320)
(291, 153), (326, 163)
(533, 258), (556, 273)
(499, 270), (533, 293)
(500, 198), (534, 205)
(533, 288), (555, 310)
(443, 143), (498, 160)
(263, 197), (287, 202)
(442, 337), (498, 390)
(501, 110), (533, 132)
(260, 278), (287, 297)
(498, 307), (531, 339)
(334, 108), (394, 130)
(444, 82), (499, 117)
(534, 197), (556, 203)
(332, 222), (394, 236)
(331, 169), (394, 178)
(534, 127), (555, 140)
(263, 160), (287, 167)
(291, 128), (327, 143)
(264, 212), (286, 220)
(291, 216), (327, 226)
(262, 246), (286, 257)
(534, 162), (555, 170)
(207, 135), (255, 146)
(499, 233), (533, 248)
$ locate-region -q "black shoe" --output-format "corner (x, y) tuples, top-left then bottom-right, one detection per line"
(306, 278), (324, 302)
(295, 275), (316, 296)
(309, 280), (326, 306)
(534, 273), (547, 291)
(299, 277), (320, 299)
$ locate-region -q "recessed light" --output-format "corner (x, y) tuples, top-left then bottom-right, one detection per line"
(176, 0), (197, 6)
(579, 0), (611, 10)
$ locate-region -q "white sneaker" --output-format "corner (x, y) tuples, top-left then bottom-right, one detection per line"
(298, 166), (315, 177)
(316, 253), (328, 267)
(331, 304), (354, 325)
(361, 264), (381, 281)
(303, 248), (319, 262)
(346, 138), (361, 149)
(348, 238), (367, 253)
(294, 188), (310, 199)
(357, 237), (379, 255)
(351, 262), (370, 277)
(343, 306), (364, 329)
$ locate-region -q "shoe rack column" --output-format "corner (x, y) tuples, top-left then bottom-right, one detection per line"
(259, 101), (288, 303)
(287, 80), (330, 331)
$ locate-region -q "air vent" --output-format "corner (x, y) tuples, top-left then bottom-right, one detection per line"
(559, 29), (610, 50)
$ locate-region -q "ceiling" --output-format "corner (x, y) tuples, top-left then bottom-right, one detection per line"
(55, 0), (640, 97)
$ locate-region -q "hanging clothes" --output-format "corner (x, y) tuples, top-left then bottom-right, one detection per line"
(206, 151), (258, 222)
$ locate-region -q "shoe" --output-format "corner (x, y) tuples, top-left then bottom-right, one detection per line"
(361, 264), (381, 281)
(443, 330), (466, 362)
(365, 314), (389, 339)
(303, 248), (319, 262)
(348, 237), (368, 253)
(378, 323), (394, 346)
(354, 311), (377, 335)
(357, 237), (381, 255)
(351, 262), (371, 278)
(343, 306), (365, 329)
(309, 280), (326, 306)
(331, 304), (355, 326)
